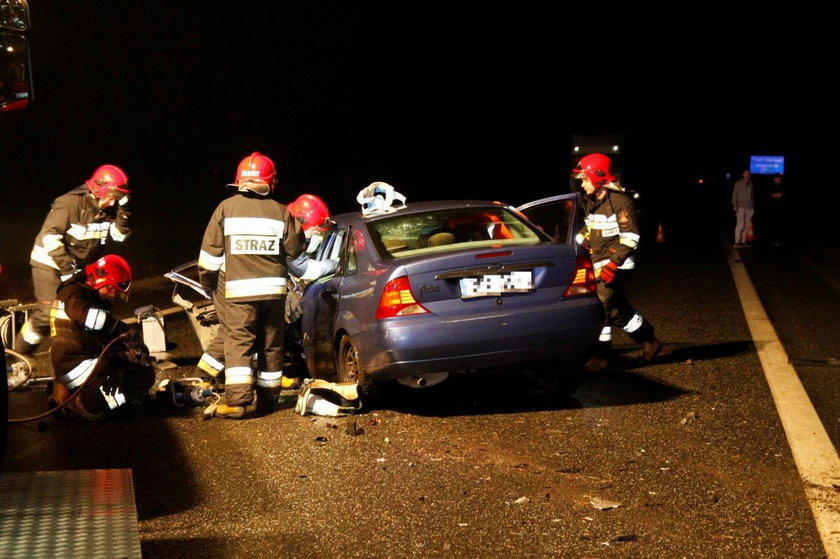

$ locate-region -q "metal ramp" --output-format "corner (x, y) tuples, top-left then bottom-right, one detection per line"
(0, 469), (141, 559)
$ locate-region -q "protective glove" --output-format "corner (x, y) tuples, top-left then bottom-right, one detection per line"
(599, 261), (618, 284)
(123, 328), (150, 365)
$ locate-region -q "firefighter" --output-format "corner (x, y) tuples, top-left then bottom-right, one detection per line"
(573, 153), (662, 371)
(286, 193), (335, 282)
(284, 193), (336, 374)
(48, 255), (155, 420)
(197, 152), (305, 419)
(15, 164), (132, 357)
(195, 193), (335, 385)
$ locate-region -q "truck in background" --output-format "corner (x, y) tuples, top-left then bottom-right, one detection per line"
(0, 0), (32, 117)
(1, 0), (32, 465)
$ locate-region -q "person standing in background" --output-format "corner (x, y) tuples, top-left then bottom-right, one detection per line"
(768, 173), (787, 247)
(732, 169), (754, 248)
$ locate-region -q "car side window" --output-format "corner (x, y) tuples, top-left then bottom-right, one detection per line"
(520, 199), (575, 244)
(342, 227), (357, 274)
(316, 228), (356, 276)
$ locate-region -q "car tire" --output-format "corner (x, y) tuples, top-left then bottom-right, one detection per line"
(337, 335), (382, 408)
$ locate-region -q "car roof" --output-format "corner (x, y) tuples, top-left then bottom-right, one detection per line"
(331, 199), (514, 226)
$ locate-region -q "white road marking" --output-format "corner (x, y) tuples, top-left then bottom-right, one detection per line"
(727, 246), (840, 558)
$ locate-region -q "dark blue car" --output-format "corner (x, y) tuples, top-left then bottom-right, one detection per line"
(300, 194), (604, 403)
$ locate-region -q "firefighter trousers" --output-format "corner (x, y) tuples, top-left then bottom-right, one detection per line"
(16, 266), (61, 352)
(197, 273), (228, 380)
(594, 270), (655, 356)
(222, 298), (285, 406)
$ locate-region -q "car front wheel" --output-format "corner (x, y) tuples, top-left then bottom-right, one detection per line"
(337, 335), (382, 408)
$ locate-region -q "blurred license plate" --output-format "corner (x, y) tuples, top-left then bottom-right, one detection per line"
(459, 271), (534, 299)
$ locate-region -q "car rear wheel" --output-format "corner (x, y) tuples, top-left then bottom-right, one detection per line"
(337, 335), (382, 408)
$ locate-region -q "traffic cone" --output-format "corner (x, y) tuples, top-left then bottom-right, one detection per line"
(746, 222), (755, 242)
(656, 222), (664, 243)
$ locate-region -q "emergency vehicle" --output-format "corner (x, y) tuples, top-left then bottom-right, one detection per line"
(0, 0), (33, 116)
(2, 5), (141, 555)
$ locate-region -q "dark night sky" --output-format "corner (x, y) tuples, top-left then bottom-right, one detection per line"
(1, 3), (831, 220)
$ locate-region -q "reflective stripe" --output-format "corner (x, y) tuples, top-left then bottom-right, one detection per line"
(223, 217), (285, 237)
(30, 245), (61, 270)
(20, 320), (43, 344)
(619, 232), (640, 249)
(618, 255), (635, 270)
(59, 358), (97, 389)
(198, 353), (225, 376)
(585, 215), (619, 233)
(66, 221), (109, 241)
(99, 385), (127, 409)
(225, 366), (253, 385)
(225, 277), (287, 299)
(595, 256), (635, 271)
(85, 308), (108, 330)
(198, 250), (225, 271)
(41, 233), (65, 252)
(109, 222), (129, 242)
(623, 313), (644, 334)
(257, 370), (283, 388)
(598, 326), (612, 342)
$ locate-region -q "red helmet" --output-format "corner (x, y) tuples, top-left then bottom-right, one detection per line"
(85, 254), (132, 293)
(572, 153), (615, 188)
(233, 152), (276, 193)
(288, 194), (330, 233)
(85, 164), (130, 199)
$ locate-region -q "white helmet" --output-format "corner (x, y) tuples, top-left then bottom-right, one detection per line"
(356, 181), (406, 216)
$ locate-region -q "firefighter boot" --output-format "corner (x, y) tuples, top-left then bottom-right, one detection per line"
(214, 404), (247, 419)
(280, 375), (302, 390)
(642, 337), (662, 362)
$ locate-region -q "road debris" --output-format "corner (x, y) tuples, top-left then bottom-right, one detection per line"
(345, 419), (363, 436)
(513, 496), (529, 505)
(601, 534), (638, 545)
(589, 497), (622, 510)
(680, 411), (699, 425)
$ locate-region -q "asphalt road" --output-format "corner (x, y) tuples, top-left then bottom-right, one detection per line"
(3, 225), (838, 558)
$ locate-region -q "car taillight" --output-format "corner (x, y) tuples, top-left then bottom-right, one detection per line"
(562, 256), (596, 297)
(375, 276), (430, 319)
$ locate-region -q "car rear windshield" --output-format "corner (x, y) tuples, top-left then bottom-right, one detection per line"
(367, 206), (548, 259)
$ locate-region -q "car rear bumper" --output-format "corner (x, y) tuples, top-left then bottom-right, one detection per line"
(358, 297), (604, 381)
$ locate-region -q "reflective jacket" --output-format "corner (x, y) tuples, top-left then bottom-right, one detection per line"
(580, 184), (641, 272)
(30, 186), (131, 277)
(49, 279), (130, 388)
(198, 191), (305, 302)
